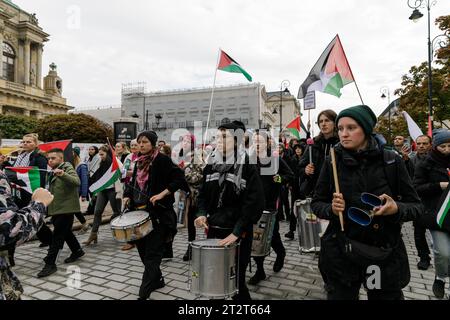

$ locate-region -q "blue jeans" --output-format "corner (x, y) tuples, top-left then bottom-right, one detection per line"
(430, 230), (450, 280)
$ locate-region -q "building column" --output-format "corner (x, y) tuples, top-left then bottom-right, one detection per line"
(0, 33), (3, 79)
(23, 109), (30, 117)
(36, 44), (43, 88)
(24, 39), (31, 85)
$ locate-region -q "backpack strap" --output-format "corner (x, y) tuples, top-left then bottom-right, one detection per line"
(383, 149), (401, 201)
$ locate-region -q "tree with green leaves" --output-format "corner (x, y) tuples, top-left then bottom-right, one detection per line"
(36, 113), (113, 143)
(0, 115), (38, 139)
(376, 15), (449, 142)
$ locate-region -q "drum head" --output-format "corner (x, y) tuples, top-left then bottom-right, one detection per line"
(192, 239), (221, 248)
(111, 211), (149, 227)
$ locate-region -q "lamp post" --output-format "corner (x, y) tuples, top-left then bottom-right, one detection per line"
(380, 86), (391, 142)
(278, 80), (290, 142)
(155, 114), (162, 130)
(407, 0), (449, 131)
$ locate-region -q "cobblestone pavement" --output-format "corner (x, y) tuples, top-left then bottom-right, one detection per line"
(12, 212), (446, 301)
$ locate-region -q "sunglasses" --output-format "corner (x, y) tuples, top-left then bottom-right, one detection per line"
(347, 193), (384, 227)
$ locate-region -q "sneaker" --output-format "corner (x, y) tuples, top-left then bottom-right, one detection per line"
(248, 271), (266, 285)
(37, 264), (57, 278)
(64, 249), (85, 264)
(432, 278), (445, 299)
(417, 258), (430, 270)
(285, 231), (295, 240)
(273, 252), (286, 273)
(121, 243), (135, 251)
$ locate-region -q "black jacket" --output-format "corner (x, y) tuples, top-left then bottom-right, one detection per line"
(413, 150), (450, 231)
(299, 135), (339, 196)
(197, 154), (264, 237)
(124, 152), (188, 233)
(311, 138), (423, 288)
(257, 155), (294, 211)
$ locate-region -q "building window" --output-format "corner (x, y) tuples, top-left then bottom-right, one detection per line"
(2, 43), (15, 82)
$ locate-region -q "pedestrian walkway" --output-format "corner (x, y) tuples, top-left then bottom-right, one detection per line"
(13, 218), (442, 300)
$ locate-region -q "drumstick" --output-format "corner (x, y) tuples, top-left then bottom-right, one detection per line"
(330, 147), (344, 232)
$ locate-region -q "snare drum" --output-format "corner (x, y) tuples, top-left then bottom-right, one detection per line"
(189, 239), (239, 299)
(110, 211), (152, 242)
(251, 210), (277, 257)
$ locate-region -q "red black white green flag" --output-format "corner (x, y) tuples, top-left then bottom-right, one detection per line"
(286, 117), (301, 139)
(5, 167), (41, 194)
(38, 140), (73, 163)
(436, 183), (450, 232)
(89, 145), (121, 196)
(218, 50), (252, 82)
(298, 34), (355, 99)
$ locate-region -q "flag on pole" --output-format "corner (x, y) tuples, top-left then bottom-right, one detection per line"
(286, 116), (301, 140)
(38, 140), (73, 163)
(428, 115), (433, 138)
(298, 34), (355, 99)
(436, 183), (450, 232)
(218, 50), (252, 82)
(89, 145), (121, 196)
(402, 111), (424, 142)
(5, 167), (41, 194)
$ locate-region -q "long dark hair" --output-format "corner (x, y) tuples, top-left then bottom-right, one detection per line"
(89, 146), (99, 161)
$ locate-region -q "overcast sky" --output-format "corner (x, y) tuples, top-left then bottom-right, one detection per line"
(14, 0), (449, 125)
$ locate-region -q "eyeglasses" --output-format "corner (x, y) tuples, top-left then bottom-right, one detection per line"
(347, 193), (384, 227)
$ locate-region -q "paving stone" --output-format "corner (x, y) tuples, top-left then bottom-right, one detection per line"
(104, 281), (128, 290)
(101, 289), (129, 299)
(31, 291), (56, 300)
(84, 277), (109, 285)
(76, 292), (104, 300)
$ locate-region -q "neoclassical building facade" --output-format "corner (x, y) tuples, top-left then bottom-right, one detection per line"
(0, 0), (71, 118)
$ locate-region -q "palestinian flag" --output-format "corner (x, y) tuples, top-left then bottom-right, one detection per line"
(89, 145), (121, 196)
(218, 50), (252, 82)
(286, 116), (301, 139)
(5, 167), (41, 194)
(436, 183), (450, 232)
(38, 140), (73, 163)
(298, 35), (354, 99)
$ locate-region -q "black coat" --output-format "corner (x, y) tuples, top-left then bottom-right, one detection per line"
(413, 150), (450, 231)
(124, 152), (188, 233)
(298, 135), (339, 196)
(197, 154), (264, 237)
(311, 138), (423, 289)
(257, 155), (294, 211)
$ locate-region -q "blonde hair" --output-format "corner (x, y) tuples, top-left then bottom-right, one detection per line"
(23, 133), (39, 145)
(72, 152), (81, 168)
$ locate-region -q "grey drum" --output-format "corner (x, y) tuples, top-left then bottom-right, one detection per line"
(295, 199), (328, 253)
(189, 239), (239, 299)
(251, 210), (277, 257)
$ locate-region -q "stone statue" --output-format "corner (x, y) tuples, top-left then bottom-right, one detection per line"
(30, 13), (39, 26)
(49, 62), (57, 71)
(30, 66), (36, 85)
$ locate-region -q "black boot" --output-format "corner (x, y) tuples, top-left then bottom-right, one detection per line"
(417, 257), (431, 270)
(64, 249), (85, 264)
(248, 270), (266, 285)
(183, 245), (192, 262)
(37, 264), (57, 278)
(285, 231), (295, 240)
(433, 278), (445, 299)
(273, 252), (286, 273)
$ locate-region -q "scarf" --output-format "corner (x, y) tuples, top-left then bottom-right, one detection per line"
(136, 150), (158, 191)
(430, 148), (450, 168)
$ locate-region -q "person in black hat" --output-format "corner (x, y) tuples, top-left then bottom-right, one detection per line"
(311, 105), (423, 300)
(122, 131), (188, 300)
(195, 121), (264, 300)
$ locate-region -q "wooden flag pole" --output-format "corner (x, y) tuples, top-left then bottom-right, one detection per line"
(330, 147), (344, 232)
(203, 48), (221, 152)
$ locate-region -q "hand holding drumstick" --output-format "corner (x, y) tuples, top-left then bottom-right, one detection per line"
(194, 216), (209, 230)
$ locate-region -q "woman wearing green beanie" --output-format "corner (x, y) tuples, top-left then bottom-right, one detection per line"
(311, 105), (423, 300)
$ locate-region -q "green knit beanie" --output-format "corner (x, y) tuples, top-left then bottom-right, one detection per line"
(336, 105), (377, 136)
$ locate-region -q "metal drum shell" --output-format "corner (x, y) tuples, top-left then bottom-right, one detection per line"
(110, 211), (153, 243)
(251, 210), (277, 257)
(189, 239), (238, 299)
(295, 199), (329, 253)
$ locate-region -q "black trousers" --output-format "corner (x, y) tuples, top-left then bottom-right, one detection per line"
(413, 221), (430, 260)
(43, 214), (81, 266)
(326, 280), (404, 300)
(74, 212), (86, 225)
(289, 186), (303, 232)
(187, 204), (197, 242)
(253, 218), (285, 272)
(85, 195), (97, 215)
(135, 225), (168, 299)
(207, 227), (253, 301)
(277, 186), (290, 220)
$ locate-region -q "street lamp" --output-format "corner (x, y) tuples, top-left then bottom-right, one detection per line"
(274, 80), (290, 142)
(155, 114), (162, 129)
(380, 86), (391, 142)
(407, 0), (449, 130)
